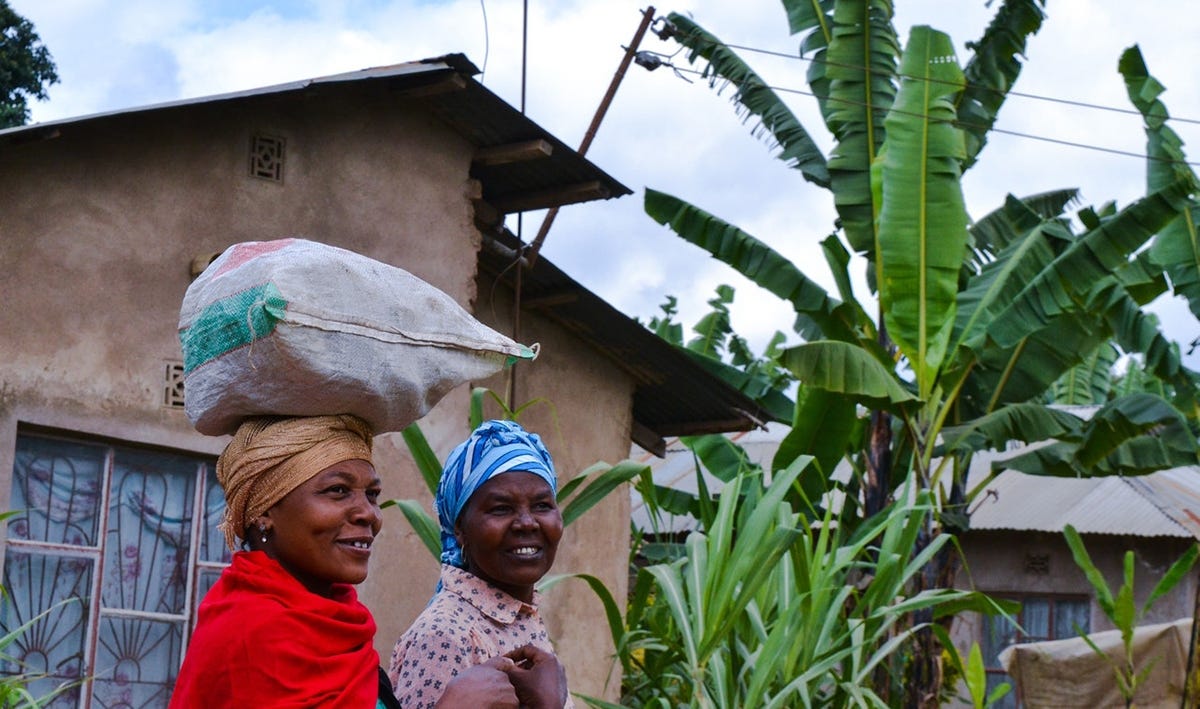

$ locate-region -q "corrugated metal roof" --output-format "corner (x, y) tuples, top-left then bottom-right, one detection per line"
(967, 469), (1191, 538)
(1118, 467), (1200, 538)
(0, 59), (448, 135)
(479, 230), (774, 452)
(965, 438), (1193, 538)
(632, 423), (1198, 538)
(0, 54), (631, 214)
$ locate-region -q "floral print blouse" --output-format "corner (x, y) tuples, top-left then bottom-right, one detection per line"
(388, 565), (574, 708)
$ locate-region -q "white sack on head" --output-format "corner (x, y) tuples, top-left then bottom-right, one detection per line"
(178, 238), (536, 436)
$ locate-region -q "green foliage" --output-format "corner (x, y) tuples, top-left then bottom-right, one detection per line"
(1063, 525), (1199, 706)
(646, 0), (1200, 701)
(581, 452), (1009, 708)
(1050, 344), (1120, 405)
(645, 286), (797, 422)
(0, 1), (58, 128)
(941, 642), (1011, 709)
(650, 0), (1200, 493)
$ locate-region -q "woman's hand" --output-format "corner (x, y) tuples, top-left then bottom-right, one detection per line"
(435, 655), (520, 709)
(502, 644), (568, 709)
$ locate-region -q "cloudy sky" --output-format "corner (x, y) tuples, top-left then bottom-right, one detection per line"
(13, 0), (1200, 361)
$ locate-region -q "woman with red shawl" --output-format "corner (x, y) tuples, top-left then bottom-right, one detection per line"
(169, 414), (561, 708)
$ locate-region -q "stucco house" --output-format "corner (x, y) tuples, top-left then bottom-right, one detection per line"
(0, 54), (770, 707)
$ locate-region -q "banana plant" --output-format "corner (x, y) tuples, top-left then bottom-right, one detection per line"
(644, 0), (1200, 702)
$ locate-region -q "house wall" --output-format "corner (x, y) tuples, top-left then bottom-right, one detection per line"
(949, 529), (1197, 704)
(0, 87), (630, 702)
(954, 530), (1196, 634)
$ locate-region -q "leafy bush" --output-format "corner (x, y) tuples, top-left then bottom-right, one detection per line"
(576, 445), (1007, 708)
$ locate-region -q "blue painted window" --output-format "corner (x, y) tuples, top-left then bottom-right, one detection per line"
(982, 595), (1090, 708)
(1, 431), (229, 708)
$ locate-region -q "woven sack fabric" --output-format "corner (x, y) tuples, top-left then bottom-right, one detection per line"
(179, 238), (535, 435)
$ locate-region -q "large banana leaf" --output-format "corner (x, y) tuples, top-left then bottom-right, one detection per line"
(1120, 46), (1200, 320)
(1117, 249), (1170, 306)
(680, 347), (796, 423)
(940, 402), (1082, 456)
(645, 188), (863, 343)
(780, 340), (917, 412)
(957, 311), (1110, 418)
(956, 0), (1047, 169)
(1050, 343), (1119, 405)
(1086, 279), (1192, 395)
(824, 0), (899, 255)
(1113, 358), (1171, 400)
(997, 393), (1199, 477)
(953, 207), (1062, 357)
(682, 432), (757, 485)
(967, 189), (1078, 267)
(875, 25), (969, 399)
(987, 179), (1194, 348)
(781, 0), (836, 37)
(1119, 46), (1196, 193)
(773, 384), (858, 495)
(665, 13), (830, 188)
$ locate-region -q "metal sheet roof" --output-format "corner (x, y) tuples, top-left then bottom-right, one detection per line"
(480, 230), (774, 453)
(967, 468), (1191, 538)
(0, 54), (631, 214)
(1117, 467), (1200, 539)
(631, 423), (1198, 538)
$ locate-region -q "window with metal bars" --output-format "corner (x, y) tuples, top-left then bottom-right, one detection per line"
(982, 594), (1091, 708)
(0, 430), (229, 708)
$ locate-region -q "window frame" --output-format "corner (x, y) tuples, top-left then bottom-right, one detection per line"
(982, 592), (1091, 708)
(1, 427), (229, 709)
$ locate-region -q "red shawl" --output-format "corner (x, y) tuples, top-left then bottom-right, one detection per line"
(169, 551), (379, 708)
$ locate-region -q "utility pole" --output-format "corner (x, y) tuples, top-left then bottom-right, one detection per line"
(523, 5), (657, 268)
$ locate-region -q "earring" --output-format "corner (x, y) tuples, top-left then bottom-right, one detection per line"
(259, 524), (267, 544)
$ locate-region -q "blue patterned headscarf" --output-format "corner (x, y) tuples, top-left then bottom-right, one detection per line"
(435, 420), (557, 569)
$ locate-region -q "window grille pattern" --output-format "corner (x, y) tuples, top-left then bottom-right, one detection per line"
(1, 432), (228, 708)
(249, 134), (285, 182)
(982, 595), (1090, 708)
(1023, 553), (1050, 575)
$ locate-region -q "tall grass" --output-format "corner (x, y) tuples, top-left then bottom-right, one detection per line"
(576, 451), (1004, 708)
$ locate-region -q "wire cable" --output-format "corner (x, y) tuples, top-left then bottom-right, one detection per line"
(660, 61), (1200, 168)
(663, 31), (1200, 127)
(478, 0), (490, 81)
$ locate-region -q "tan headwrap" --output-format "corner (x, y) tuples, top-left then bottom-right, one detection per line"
(216, 414), (374, 550)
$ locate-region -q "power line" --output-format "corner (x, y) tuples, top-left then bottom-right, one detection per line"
(658, 62), (1200, 168)
(477, 0), (490, 81)
(672, 34), (1200, 128)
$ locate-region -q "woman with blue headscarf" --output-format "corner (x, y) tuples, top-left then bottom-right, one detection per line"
(388, 420), (573, 708)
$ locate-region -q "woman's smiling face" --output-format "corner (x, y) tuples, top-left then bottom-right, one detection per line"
(455, 471), (563, 603)
(260, 458), (382, 597)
